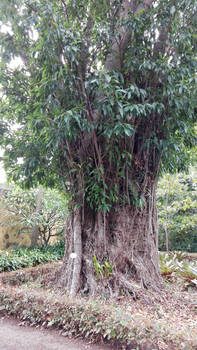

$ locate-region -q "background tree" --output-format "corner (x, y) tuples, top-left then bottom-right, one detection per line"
(1, 186), (67, 246)
(31, 185), (43, 247)
(157, 167), (197, 253)
(0, 0), (196, 296)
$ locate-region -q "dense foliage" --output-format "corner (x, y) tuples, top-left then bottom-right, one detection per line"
(0, 0), (196, 202)
(0, 240), (64, 272)
(157, 168), (197, 252)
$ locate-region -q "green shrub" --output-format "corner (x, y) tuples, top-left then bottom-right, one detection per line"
(0, 240), (64, 272)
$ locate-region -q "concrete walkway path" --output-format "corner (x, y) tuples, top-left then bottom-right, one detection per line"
(0, 317), (115, 350)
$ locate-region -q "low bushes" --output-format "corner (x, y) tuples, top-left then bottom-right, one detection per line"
(1, 243), (197, 290)
(0, 241), (64, 272)
(0, 282), (196, 350)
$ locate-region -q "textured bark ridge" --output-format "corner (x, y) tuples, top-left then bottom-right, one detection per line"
(58, 177), (161, 296)
(31, 186), (43, 247)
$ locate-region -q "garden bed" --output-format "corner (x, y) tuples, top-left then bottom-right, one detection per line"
(0, 261), (196, 350)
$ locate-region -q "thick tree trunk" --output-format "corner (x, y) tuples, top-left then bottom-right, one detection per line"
(58, 177), (161, 296)
(57, 0), (163, 297)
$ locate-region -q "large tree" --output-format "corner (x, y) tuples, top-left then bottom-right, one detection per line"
(0, 0), (196, 296)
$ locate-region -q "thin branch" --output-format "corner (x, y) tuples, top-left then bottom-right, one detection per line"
(59, 0), (70, 22)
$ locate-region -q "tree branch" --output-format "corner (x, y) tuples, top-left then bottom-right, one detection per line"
(59, 0), (70, 22)
(105, 0), (153, 71)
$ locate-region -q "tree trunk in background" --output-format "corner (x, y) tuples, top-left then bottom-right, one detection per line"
(164, 192), (169, 252)
(31, 186), (43, 247)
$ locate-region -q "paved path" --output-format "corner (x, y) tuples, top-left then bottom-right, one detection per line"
(0, 317), (115, 350)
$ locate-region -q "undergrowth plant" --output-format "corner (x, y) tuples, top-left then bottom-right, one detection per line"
(93, 256), (114, 280)
(159, 252), (197, 287)
(0, 240), (64, 272)
(0, 280), (196, 350)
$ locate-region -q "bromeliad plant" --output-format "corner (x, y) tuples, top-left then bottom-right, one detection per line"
(159, 252), (197, 287)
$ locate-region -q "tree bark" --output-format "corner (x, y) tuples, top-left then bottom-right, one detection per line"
(69, 208), (82, 297)
(59, 173), (161, 296)
(164, 192), (169, 252)
(31, 186), (43, 247)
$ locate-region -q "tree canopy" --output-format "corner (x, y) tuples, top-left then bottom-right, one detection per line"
(0, 0), (196, 192)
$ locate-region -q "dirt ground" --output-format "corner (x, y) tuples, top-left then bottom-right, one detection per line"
(0, 316), (116, 350)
